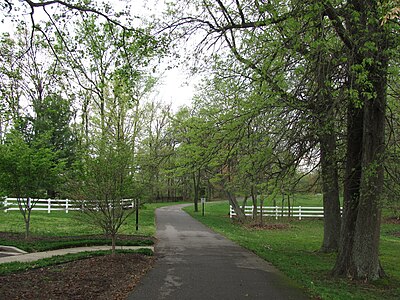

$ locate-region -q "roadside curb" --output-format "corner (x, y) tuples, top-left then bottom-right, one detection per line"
(0, 245), (27, 254)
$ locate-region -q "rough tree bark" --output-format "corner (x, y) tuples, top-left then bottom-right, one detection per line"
(331, 0), (389, 280)
(319, 132), (341, 252)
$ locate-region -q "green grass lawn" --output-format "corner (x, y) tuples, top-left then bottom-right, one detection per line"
(0, 202), (183, 275)
(0, 202), (186, 237)
(0, 202), (187, 252)
(184, 201), (400, 300)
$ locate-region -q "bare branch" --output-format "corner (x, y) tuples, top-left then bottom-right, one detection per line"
(23, 0), (134, 32)
(235, 0), (246, 24)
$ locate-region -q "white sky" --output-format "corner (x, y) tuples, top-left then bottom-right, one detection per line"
(132, 0), (199, 110)
(0, 0), (198, 110)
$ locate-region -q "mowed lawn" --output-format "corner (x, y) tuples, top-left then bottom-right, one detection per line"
(184, 200), (400, 300)
(0, 202), (186, 237)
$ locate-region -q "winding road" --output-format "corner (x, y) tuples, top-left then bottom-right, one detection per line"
(127, 204), (309, 300)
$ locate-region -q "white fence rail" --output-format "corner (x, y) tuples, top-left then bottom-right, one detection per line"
(230, 205), (343, 220)
(1, 198), (137, 213)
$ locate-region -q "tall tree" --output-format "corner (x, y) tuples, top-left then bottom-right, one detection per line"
(165, 0), (398, 279)
(328, 0), (392, 280)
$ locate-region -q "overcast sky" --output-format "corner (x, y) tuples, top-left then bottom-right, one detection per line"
(0, 0), (198, 110)
(134, 0), (199, 110)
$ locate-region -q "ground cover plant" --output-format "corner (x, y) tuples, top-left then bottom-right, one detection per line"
(184, 200), (400, 300)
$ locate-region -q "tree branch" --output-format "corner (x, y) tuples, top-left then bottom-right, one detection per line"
(23, 0), (133, 31)
(323, 2), (354, 50)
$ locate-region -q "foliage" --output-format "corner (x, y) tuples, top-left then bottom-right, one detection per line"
(0, 130), (63, 198)
(0, 130), (64, 238)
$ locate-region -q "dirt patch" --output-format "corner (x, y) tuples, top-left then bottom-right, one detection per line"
(0, 253), (155, 300)
(384, 217), (400, 225)
(246, 223), (290, 230)
(392, 232), (400, 238)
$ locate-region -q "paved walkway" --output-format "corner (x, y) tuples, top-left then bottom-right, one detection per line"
(0, 245), (154, 264)
(127, 204), (309, 300)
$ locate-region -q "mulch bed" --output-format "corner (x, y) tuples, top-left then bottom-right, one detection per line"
(0, 253), (155, 300)
(245, 223), (290, 230)
(392, 232), (400, 238)
(384, 217), (400, 225)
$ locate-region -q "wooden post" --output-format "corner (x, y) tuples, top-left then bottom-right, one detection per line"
(299, 206), (302, 220)
(48, 198), (51, 213)
(66, 199), (69, 213)
(4, 198), (7, 213)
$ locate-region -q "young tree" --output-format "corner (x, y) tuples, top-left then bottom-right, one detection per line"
(72, 140), (136, 254)
(63, 18), (161, 254)
(0, 131), (63, 239)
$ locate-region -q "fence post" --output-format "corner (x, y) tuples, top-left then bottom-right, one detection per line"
(275, 206), (278, 220)
(4, 198), (7, 213)
(229, 205), (232, 218)
(66, 199), (69, 213)
(299, 206), (302, 220)
(48, 198), (51, 213)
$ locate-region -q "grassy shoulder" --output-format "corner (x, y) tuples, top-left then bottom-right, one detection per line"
(0, 248), (153, 276)
(184, 201), (400, 300)
(0, 202), (186, 252)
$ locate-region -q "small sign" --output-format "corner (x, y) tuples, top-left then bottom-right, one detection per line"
(201, 197), (206, 204)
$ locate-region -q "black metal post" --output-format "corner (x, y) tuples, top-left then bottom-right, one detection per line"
(135, 199), (139, 231)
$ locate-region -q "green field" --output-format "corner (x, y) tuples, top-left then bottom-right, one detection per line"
(0, 202), (186, 252)
(184, 201), (400, 300)
(0, 202), (186, 237)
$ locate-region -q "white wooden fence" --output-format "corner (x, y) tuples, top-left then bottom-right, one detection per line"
(230, 205), (343, 220)
(2, 198), (137, 213)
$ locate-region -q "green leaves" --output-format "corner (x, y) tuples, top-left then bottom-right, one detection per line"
(0, 130), (63, 199)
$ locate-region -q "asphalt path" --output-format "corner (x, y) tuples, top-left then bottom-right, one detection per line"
(127, 204), (309, 300)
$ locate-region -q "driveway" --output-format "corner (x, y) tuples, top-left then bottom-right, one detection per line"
(127, 204), (309, 300)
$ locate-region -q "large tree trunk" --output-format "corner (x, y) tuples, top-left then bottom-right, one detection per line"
(333, 97), (364, 277)
(352, 84), (386, 279)
(312, 14), (342, 253)
(319, 132), (341, 253)
(333, 0), (388, 280)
